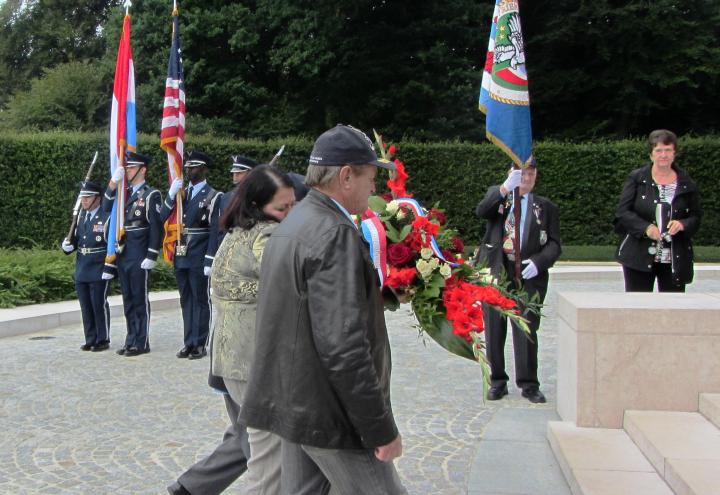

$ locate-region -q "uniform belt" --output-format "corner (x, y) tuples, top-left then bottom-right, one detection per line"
(182, 228), (210, 235)
(125, 226), (149, 232)
(78, 247), (106, 255)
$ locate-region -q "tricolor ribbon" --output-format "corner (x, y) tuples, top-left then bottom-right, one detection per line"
(394, 198), (458, 267)
(361, 209), (387, 286)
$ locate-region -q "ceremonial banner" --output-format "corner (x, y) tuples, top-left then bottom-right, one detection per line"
(160, 5), (186, 262)
(479, 0), (532, 166)
(106, 13), (136, 265)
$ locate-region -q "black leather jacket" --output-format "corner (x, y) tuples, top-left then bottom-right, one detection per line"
(614, 164), (702, 284)
(239, 189), (398, 449)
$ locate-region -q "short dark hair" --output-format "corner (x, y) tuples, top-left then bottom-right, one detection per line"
(648, 129), (677, 153)
(220, 165), (294, 231)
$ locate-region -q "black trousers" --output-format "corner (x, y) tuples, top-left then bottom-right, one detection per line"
(622, 263), (685, 293)
(175, 266), (211, 349)
(117, 261), (151, 350)
(76, 280), (110, 345)
(484, 257), (548, 390)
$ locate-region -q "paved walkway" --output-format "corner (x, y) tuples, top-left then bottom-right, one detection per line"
(1, 268), (719, 494)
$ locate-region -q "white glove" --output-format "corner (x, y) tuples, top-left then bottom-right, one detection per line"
(502, 169), (522, 194)
(169, 178), (183, 198)
(140, 258), (157, 270)
(203, 266), (212, 277)
(101, 272), (115, 280)
(521, 259), (538, 280)
(112, 167), (125, 183)
(61, 238), (74, 253)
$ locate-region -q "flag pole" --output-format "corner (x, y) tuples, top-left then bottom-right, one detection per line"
(124, 0), (132, 15)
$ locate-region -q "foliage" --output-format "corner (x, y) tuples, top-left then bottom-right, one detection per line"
(0, 248), (178, 308)
(1, 131), (720, 249)
(0, 61), (107, 131)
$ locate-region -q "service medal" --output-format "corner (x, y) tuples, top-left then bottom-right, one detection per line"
(135, 210), (141, 216)
(648, 246), (657, 255)
(96, 236), (102, 242)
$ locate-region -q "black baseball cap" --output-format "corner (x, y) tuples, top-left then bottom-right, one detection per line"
(309, 124), (396, 170)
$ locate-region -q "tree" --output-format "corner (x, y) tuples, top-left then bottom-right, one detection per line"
(0, 60), (107, 131)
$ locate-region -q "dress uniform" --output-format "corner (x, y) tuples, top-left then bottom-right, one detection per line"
(102, 152), (163, 357)
(61, 181), (111, 352)
(162, 150), (222, 359)
(207, 155), (258, 257)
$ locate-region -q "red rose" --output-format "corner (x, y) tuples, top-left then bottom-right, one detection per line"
(451, 236), (465, 254)
(429, 208), (446, 225)
(387, 243), (414, 266)
(381, 192), (394, 202)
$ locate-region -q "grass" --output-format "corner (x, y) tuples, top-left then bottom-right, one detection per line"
(559, 245), (720, 263)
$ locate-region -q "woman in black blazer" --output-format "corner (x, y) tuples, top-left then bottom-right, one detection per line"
(614, 129), (702, 292)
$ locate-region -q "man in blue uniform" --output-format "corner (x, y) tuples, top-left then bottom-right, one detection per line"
(164, 150), (222, 360)
(61, 181), (112, 352)
(206, 155), (258, 258)
(103, 152), (163, 357)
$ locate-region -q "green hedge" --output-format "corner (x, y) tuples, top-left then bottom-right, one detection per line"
(0, 248), (178, 308)
(1, 131), (718, 248)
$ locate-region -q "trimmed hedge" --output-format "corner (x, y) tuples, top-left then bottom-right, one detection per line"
(1, 131), (719, 248)
(0, 248), (178, 308)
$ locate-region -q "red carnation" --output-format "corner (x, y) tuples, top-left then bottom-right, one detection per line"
(386, 267), (417, 288)
(387, 243), (414, 266)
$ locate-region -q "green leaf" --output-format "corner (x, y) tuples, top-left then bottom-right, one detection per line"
(368, 195), (387, 213)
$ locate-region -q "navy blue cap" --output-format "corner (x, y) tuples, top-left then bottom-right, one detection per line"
(126, 151), (151, 168)
(309, 124), (396, 170)
(78, 180), (103, 197)
(229, 155), (258, 173)
(185, 150), (213, 168)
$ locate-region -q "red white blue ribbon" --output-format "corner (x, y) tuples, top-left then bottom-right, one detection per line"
(361, 209), (387, 286)
(394, 198), (458, 266)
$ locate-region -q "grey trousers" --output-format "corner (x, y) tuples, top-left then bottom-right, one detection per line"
(177, 393), (250, 495)
(281, 439), (407, 495)
(225, 378), (282, 495)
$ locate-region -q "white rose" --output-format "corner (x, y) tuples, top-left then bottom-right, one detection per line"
(396, 209), (407, 220)
(386, 200), (399, 215)
(420, 247), (433, 260)
(439, 263), (452, 279)
(416, 259), (435, 280)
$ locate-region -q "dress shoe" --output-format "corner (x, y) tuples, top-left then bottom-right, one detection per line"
(116, 347), (126, 356)
(124, 347), (150, 357)
(167, 481), (191, 495)
(91, 342), (109, 352)
(487, 384), (508, 401)
(188, 347), (207, 360)
(521, 388), (547, 404)
(176, 347), (192, 358)
(80, 344), (93, 351)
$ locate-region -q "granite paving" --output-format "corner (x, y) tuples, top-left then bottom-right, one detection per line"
(1, 271), (719, 494)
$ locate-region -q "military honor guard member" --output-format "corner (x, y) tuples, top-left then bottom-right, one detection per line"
(103, 151), (163, 357)
(61, 181), (112, 352)
(164, 150), (222, 360)
(474, 162), (561, 403)
(207, 155), (258, 256)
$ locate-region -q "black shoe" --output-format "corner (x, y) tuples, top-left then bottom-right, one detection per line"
(176, 347), (192, 358)
(522, 388), (547, 404)
(188, 347), (207, 360)
(80, 344), (93, 351)
(116, 347), (126, 356)
(487, 384), (508, 401)
(167, 481), (191, 495)
(124, 347), (149, 357)
(91, 342), (109, 352)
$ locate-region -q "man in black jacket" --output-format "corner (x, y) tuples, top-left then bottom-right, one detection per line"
(239, 125), (407, 494)
(475, 162), (561, 403)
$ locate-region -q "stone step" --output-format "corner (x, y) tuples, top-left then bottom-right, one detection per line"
(699, 393), (720, 429)
(624, 410), (720, 495)
(547, 420), (673, 494)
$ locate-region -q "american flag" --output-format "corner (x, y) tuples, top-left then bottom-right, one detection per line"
(105, 12), (136, 269)
(160, 6), (186, 262)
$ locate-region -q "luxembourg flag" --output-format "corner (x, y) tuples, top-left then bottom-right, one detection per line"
(478, 0), (533, 166)
(105, 12), (137, 268)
